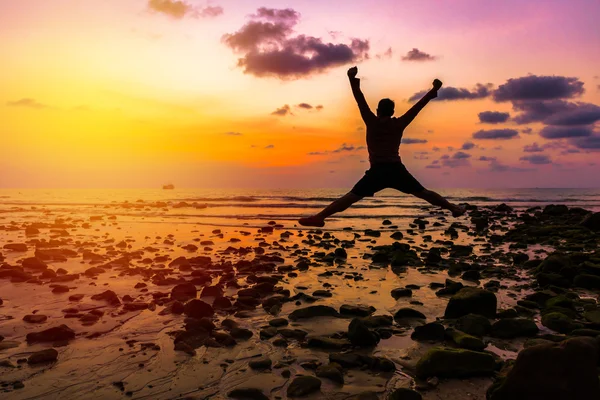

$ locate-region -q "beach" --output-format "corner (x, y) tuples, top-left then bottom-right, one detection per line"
(1, 188), (600, 399)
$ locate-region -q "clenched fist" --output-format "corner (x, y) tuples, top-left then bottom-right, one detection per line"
(347, 66), (358, 78)
(432, 79), (443, 90)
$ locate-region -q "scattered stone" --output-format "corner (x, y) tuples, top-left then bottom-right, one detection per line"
(287, 376), (322, 397)
(391, 288), (413, 299)
(183, 300), (214, 319)
(416, 347), (496, 379)
(394, 308), (426, 321)
(289, 305), (340, 320)
(171, 283), (197, 302)
(491, 318), (539, 338)
(228, 388), (269, 400)
(454, 314), (491, 337)
(444, 287), (497, 319)
(91, 290), (121, 306)
(340, 304), (375, 317)
(446, 328), (486, 351)
(389, 388), (423, 400)
(27, 349), (58, 365)
(26, 325), (75, 343)
(348, 318), (379, 347)
(23, 314), (48, 324)
(411, 323), (445, 342)
(541, 312), (582, 334)
(249, 357), (272, 370)
(316, 363), (344, 384)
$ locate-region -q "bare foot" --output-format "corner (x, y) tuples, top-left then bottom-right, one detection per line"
(452, 205), (467, 218)
(298, 216), (325, 227)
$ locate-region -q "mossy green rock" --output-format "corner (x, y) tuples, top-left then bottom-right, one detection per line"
(444, 287), (497, 319)
(415, 347), (496, 379)
(541, 312), (582, 334)
(446, 328), (486, 351)
(454, 314), (491, 337)
(573, 274), (600, 290)
(491, 318), (539, 338)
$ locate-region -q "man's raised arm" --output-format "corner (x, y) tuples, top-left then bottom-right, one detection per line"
(348, 66), (375, 123)
(400, 79), (442, 126)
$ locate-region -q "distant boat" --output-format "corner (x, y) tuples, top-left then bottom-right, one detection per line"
(162, 184), (175, 190)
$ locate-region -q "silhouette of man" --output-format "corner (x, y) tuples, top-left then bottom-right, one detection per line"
(298, 66), (466, 227)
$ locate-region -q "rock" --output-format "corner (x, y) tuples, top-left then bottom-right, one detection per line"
(391, 288), (413, 299)
(27, 349), (58, 364)
(22, 257), (48, 270)
(183, 299), (214, 319)
(23, 314), (48, 324)
(446, 328), (486, 351)
(580, 212), (600, 231)
(269, 318), (288, 327)
(340, 304), (375, 317)
(411, 323), (445, 342)
(348, 318), (379, 347)
(461, 270), (481, 282)
(249, 357), (272, 370)
(573, 274), (600, 290)
(170, 283), (197, 302)
(394, 308), (426, 321)
(541, 312), (582, 334)
(52, 285), (69, 294)
(454, 314), (491, 337)
(200, 285), (223, 298)
(488, 337), (600, 400)
(389, 388), (423, 400)
(316, 363), (344, 384)
(360, 315), (393, 327)
(494, 203), (513, 213)
(542, 204), (569, 216)
(91, 290), (121, 305)
(391, 232), (404, 240)
(230, 328), (253, 340)
(289, 305), (340, 320)
(26, 325), (75, 343)
(307, 336), (350, 350)
(444, 287), (497, 319)
(450, 245), (473, 257)
(415, 347), (496, 379)
(228, 388), (269, 400)
(287, 376), (322, 397)
(3, 243), (28, 252)
(491, 318), (539, 338)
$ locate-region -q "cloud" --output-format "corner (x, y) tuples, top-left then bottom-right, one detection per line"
(438, 151), (472, 168)
(199, 5), (223, 17)
(520, 154), (552, 164)
(222, 8), (369, 79)
(264, 144), (275, 149)
(570, 135), (600, 150)
(522, 127), (533, 134)
(376, 47), (393, 60)
(296, 103), (312, 109)
(478, 156), (497, 161)
(511, 100), (600, 126)
(431, 146), (440, 152)
(401, 138), (428, 144)
(488, 160), (534, 172)
(539, 125), (594, 139)
(401, 48), (436, 62)
(6, 98), (47, 109)
(461, 141), (476, 150)
(523, 142), (544, 152)
(316, 105), (323, 110)
(543, 102), (600, 126)
(408, 83), (493, 102)
(493, 75), (585, 102)
(472, 129), (520, 140)
(271, 104), (291, 116)
(147, 0), (222, 19)
(308, 143), (364, 155)
(224, 131), (242, 136)
(453, 151), (471, 159)
(478, 111), (510, 124)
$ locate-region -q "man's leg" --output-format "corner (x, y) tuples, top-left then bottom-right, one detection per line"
(298, 192), (363, 227)
(412, 189), (466, 217)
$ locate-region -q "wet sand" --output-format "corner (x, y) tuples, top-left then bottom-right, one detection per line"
(1, 201), (598, 399)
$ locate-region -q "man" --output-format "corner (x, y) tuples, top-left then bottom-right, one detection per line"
(298, 66), (466, 228)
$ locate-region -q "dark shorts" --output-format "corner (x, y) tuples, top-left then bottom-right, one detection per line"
(350, 162), (425, 197)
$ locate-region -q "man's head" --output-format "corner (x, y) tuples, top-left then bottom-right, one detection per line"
(377, 98), (395, 117)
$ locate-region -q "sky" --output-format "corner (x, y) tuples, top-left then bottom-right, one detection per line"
(1, 0), (600, 189)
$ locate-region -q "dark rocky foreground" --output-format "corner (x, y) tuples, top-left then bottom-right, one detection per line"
(0, 203), (600, 399)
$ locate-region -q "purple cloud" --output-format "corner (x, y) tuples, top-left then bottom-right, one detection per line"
(401, 48), (436, 62)
(523, 142), (544, 152)
(539, 125), (594, 139)
(520, 154), (552, 164)
(570, 135), (600, 150)
(271, 104), (291, 116)
(223, 8), (369, 79)
(402, 138), (428, 144)
(472, 129), (520, 140)
(478, 111), (510, 124)
(461, 141), (476, 150)
(493, 75), (585, 102)
(409, 84), (493, 102)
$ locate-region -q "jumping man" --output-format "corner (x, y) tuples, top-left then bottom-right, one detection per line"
(298, 66), (466, 227)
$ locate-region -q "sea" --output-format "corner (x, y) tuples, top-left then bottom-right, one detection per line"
(1, 188), (599, 231)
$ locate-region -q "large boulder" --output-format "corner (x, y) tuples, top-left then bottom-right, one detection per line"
(541, 312), (582, 334)
(488, 337), (600, 400)
(444, 287), (497, 319)
(416, 347), (496, 379)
